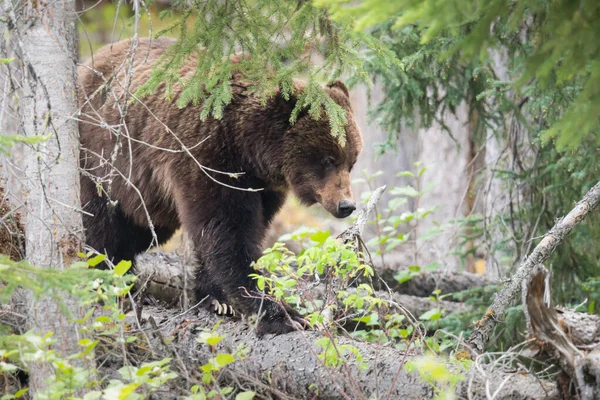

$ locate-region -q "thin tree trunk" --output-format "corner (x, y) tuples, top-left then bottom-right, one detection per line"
(0, 17), (25, 261)
(10, 0), (86, 393)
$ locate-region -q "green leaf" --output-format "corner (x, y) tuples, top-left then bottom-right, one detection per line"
(394, 269), (416, 284)
(310, 230), (330, 245)
(82, 391), (101, 400)
(87, 254), (107, 267)
(215, 353), (235, 367)
(390, 186), (420, 197)
(235, 391), (256, 400)
(206, 336), (224, 346)
(0, 58), (14, 64)
(396, 171), (414, 177)
(0, 361), (18, 373)
(419, 308), (443, 321)
(13, 389), (29, 399)
(197, 332), (223, 346)
(114, 260), (132, 277)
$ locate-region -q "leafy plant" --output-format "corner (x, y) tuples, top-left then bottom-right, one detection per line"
(404, 354), (470, 400)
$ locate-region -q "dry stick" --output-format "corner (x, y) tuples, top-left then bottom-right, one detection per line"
(337, 185), (386, 246)
(324, 185), (386, 321)
(468, 180), (600, 354)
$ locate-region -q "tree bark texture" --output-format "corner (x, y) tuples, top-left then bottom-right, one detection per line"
(127, 306), (558, 400)
(0, 4), (25, 261)
(12, 0), (86, 393)
(468, 180), (600, 354)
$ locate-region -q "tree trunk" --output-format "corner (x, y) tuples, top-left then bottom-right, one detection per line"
(12, 0), (86, 393)
(0, 1), (25, 260)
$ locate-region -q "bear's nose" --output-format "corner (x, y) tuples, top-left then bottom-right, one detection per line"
(337, 200), (356, 218)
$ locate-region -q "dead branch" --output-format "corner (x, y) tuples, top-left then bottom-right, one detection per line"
(468, 180), (600, 354)
(337, 185), (386, 246)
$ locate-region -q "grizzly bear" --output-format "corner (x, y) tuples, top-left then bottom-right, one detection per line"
(78, 37), (363, 335)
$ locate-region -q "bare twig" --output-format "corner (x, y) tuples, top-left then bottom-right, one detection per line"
(337, 185), (386, 247)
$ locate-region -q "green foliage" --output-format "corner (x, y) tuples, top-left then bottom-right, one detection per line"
(196, 328), (249, 388)
(582, 277), (600, 314)
(0, 255), (146, 398)
(0, 134), (52, 156)
(136, 0), (399, 144)
(0, 253), (255, 399)
(404, 354), (470, 400)
(320, 0), (600, 149)
(320, 0), (600, 314)
(0, 254), (132, 314)
(355, 164), (440, 267)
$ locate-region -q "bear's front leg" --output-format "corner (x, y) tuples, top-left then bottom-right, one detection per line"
(179, 189), (306, 336)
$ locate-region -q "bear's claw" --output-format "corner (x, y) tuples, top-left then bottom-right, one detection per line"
(210, 299), (236, 317)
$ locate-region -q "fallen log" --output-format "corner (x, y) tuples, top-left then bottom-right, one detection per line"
(523, 265), (600, 400)
(126, 305), (558, 399)
(377, 268), (494, 299)
(135, 252), (472, 320)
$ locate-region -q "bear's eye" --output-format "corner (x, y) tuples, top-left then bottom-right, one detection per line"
(323, 157), (336, 167)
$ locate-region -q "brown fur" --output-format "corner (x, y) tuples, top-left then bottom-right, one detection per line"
(78, 38), (363, 335)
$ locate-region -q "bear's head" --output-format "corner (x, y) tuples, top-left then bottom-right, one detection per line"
(282, 81), (363, 219)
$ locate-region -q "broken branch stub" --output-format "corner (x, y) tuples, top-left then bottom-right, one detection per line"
(523, 265), (600, 400)
(337, 185), (386, 248)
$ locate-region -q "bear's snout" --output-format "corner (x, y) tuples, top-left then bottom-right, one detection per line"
(337, 199), (356, 218)
(314, 169), (356, 219)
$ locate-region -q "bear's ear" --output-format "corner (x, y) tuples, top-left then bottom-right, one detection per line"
(326, 80), (350, 97)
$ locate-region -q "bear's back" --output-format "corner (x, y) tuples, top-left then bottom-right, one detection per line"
(78, 37), (175, 103)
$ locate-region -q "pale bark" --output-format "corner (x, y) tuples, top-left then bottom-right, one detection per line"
(337, 185), (386, 246)
(349, 83), (474, 272)
(10, 0), (87, 393)
(0, 2), (25, 260)
(468, 180), (600, 354)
